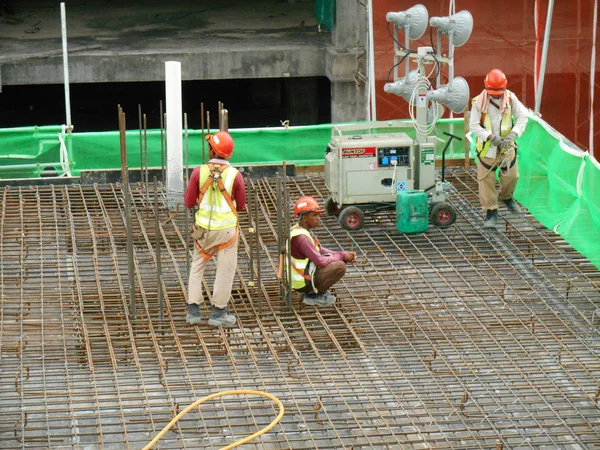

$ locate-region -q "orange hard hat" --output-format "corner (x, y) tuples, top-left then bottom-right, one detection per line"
(206, 131), (234, 159)
(294, 196), (325, 215)
(484, 69), (507, 95)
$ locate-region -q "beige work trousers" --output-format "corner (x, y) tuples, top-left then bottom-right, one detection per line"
(187, 226), (238, 309)
(477, 147), (519, 211)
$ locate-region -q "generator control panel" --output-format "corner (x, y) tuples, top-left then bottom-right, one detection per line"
(378, 146), (411, 167)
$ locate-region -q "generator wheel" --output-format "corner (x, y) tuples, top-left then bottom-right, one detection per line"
(325, 198), (341, 216)
(430, 202), (456, 228)
(339, 206), (364, 231)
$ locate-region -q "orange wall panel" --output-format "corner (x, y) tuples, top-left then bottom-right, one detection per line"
(373, 0), (599, 152)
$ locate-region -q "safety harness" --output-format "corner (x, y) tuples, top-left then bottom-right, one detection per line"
(478, 147), (518, 171)
(476, 97), (517, 171)
(195, 163), (239, 260)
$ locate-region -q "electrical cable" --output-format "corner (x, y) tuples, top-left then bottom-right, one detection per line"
(385, 54), (409, 84)
(387, 21), (414, 52)
(143, 390), (285, 450)
(390, 160), (398, 196)
(429, 26), (436, 55)
(407, 67), (443, 136)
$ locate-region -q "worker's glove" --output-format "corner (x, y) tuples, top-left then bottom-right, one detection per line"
(488, 134), (503, 147)
(501, 131), (518, 150)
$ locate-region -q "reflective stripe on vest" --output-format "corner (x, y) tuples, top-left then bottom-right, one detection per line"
(286, 225), (320, 290)
(475, 91), (514, 158)
(195, 164), (239, 230)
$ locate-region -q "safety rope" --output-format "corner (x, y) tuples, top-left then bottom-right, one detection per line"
(143, 390), (284, 450)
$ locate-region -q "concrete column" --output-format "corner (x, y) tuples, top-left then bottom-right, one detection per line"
(165, 61), (183, 208)
(328, 0), (367, 123)
(331, 81), (365, 123)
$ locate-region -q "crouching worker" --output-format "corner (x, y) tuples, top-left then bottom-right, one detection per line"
(284, 196), (357, 307)
(184, 131), (246, 327)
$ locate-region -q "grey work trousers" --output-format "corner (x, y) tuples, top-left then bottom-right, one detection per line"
(187, 226), (238, 309)
(477, 147), (519, 211)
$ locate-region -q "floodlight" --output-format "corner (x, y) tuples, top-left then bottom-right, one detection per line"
(386, 4), (429, 40)
(427, 76), (470, 113)
(384, 70), (419, 102)
(429, 10), (473, 47)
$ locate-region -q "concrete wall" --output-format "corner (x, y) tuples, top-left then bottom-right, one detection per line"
(0, 0), (367, 124)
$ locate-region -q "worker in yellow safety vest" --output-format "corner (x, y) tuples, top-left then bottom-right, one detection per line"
(183, 131), (246, 327)
(284, 196), (357, 307)
(469, 69), (529, 228)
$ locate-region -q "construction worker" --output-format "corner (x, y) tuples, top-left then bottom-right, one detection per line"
(469, 68), (529, 228)
(183, 131), (246, 327)
(285, 196), (357, 307)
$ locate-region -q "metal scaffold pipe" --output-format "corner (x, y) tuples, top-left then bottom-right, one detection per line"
(60, 2), (72, 132)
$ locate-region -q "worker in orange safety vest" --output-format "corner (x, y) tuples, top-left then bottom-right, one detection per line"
(183, 131), (246, 327)
(283, 196), (357, 307)
(469, 69), (529, 229)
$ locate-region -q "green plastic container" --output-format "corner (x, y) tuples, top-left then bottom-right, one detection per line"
(396, 190), (429, 234)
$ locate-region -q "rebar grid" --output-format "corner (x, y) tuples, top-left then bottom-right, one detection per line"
(0, 168), (599, 449)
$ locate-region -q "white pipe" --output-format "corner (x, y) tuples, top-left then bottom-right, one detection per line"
(534, 0), (540, 95)
(165, 61), (184, 207)
(60, 3), (72, 131)
(367, 0), (377, 121)
(534, 0), (554, 113)
(589, 0), (598, 157)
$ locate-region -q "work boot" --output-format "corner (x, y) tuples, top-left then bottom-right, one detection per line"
(207, 306), (237, 328)
(483, 209), (498, 229)
(303, 292), (336, 307)
(503, 198), (522, 214)
(186, 303), (202, 325)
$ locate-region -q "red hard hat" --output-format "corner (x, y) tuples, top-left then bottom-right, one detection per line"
(294, 196), (325, 215)
(484, 69), (508, 95)
(206, 131), (234, 158)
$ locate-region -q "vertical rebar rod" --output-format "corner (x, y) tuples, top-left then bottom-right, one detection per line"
(143, 114), (149, 207)
(162, 112), (167, 186)
(201, 103), (206, 164)
(222, 109), (229, 131)
(283, 161), (293, 310)
(276, 174), (284, 303)
(184, 113), (190, 278)
(119, 107), (136, 318)
(254, 188), (262, 315)
(218, 101), (222, 130)
(247, 175), (255, 300)
(159, 101), (165, 185)
(138, 104), (143, 180)
(154, 177), (163, 321)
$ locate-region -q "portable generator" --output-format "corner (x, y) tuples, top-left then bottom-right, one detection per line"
(324, 120), (457, 231)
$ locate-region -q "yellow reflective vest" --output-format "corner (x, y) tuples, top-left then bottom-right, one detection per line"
(475, 91), (514, 158)
(286, 225), (320, 290)
(195, 164), (239, 230)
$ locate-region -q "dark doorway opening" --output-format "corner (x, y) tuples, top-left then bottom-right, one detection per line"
(0, 77), (331, 131)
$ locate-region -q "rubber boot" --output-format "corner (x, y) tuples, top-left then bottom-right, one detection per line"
(483, 209), (498, 229)
(303, 292), (336, 307)
(503, 198), (522, 214)
(186, 303), (202, 325)
(208, 306), (237, 328)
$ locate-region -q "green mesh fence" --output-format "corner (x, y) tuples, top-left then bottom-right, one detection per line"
(0, 118), (598, 269)
(514, 114), (600, 269)
(0, 125), (64, 178)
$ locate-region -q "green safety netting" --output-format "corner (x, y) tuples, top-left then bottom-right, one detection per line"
(0, 125), (64, 178)
(0, 119), (470, 178)
(0, 117), (598, 269)
(514, 114), (600, 269)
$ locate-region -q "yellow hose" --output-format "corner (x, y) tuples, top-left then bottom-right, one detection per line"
(143, 390), (285, 450)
